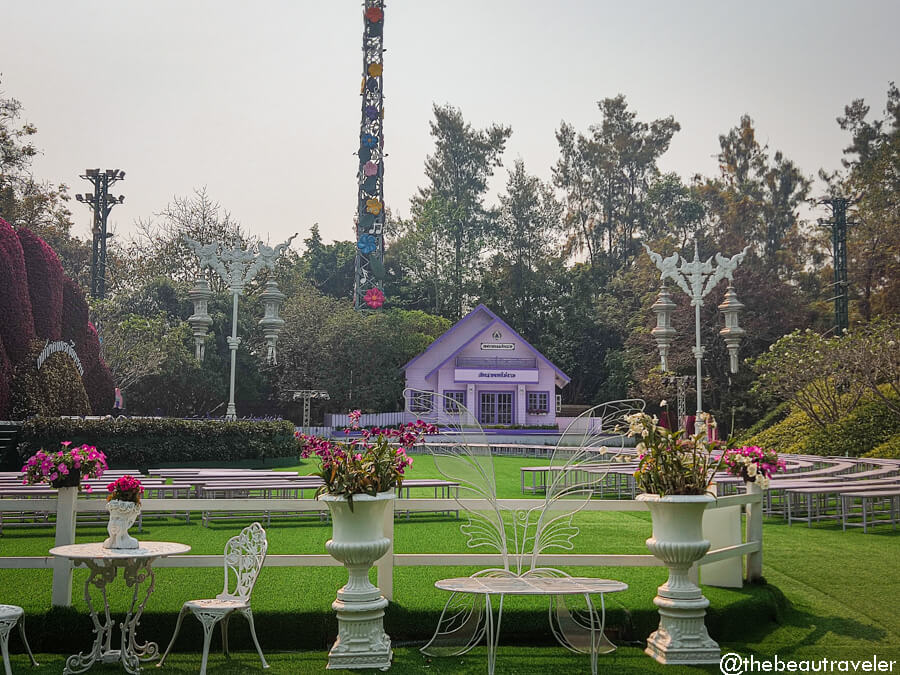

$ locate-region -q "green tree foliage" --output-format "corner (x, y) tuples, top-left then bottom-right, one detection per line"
(695, 115), (811, 279)
(410, 104), (511, 320)
(299, 224), (356, 300)
(751, 329), (865, 429)
(832, 82), (900, 321)
(480, 160), (563, 338)
(274, 281), (449, 415)
(553, 95), (680, 273)
(120, 187), (254, 294)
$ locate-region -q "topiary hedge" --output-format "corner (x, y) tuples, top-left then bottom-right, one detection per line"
(10, 340), (91, 419)
(742, 407), (818, 455)
(865, 433), (900, 459)
(16, 417), (298, 468)
(803, 389), (900, 457)
(737, 400), (792, 443)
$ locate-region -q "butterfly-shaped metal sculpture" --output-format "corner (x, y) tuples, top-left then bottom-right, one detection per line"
(405, 389), (645, 671)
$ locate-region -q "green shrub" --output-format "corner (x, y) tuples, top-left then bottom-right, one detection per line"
(864, 433), (900, 459)
(10, 341), (91, 419)
(17, 417), (297, 468)
(736, 401), (792, 443)
(742, 408), (817, 455)
(805, 389), (900, 457)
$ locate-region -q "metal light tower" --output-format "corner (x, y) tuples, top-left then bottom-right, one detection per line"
(643, 236), (749, 420)
(353, 0), (387, 310)
(75, 168), (125, 299)
(818, 197), (855, 335)
(185, 234), (296, 420)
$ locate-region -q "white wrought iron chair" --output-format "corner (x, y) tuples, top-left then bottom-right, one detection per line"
(157, 522), (269, 675)
(406, 389), (645, 675)
(0, 604), (38, 675)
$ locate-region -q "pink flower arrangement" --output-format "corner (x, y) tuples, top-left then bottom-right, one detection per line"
(21, 442), (107, 492)
(721, 446), (786, 489)
(296, 413), (437, 510)
(107, 475), (144, 504)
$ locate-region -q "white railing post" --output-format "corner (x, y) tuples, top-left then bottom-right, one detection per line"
(377, 499), (394, 600)
(745, 484), (763, 581)
(51, 487), (78, 606)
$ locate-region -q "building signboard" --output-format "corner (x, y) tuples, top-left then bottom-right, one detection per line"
(454, 368), (539, 383)
(480, 343), (515, 350)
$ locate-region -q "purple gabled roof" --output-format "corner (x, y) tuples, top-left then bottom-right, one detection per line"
(404, 304), (571, 386)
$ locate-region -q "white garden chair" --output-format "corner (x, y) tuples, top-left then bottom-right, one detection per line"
(0, 604), (38, 675)
(406, 390), (645, 675)
(157, 522), (269, 675)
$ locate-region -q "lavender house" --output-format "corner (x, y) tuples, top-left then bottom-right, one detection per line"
(403, 305), (570, 426)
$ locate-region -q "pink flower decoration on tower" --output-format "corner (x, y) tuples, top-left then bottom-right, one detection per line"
(364, 287), (384, 309)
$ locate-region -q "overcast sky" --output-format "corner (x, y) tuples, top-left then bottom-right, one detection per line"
(2, 1), (898, 248)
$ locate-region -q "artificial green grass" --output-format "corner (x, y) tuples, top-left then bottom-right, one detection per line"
(1, 456), (898, 672)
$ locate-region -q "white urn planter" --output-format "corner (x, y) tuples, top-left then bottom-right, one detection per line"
(637, 493), (720, 665)
(320, 491), (394, 670)
(103, 500), (140, 549)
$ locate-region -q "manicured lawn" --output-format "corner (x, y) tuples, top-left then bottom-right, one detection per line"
(0, 456), (897, 673)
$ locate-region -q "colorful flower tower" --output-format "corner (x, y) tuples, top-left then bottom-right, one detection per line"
(354, 1), (387, 311)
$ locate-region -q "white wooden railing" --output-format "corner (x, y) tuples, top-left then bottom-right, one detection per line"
(0, 492), (762, 606)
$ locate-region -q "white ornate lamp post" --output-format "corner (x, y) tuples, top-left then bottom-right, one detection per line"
(258, 280), (286, 365)
(187, 278), (214, 360)
(185, 234), (296, 420)
(643, 236), (749, 420)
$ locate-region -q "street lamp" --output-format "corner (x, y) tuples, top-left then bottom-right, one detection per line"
(187, 278), (214, 360)
(185, 234), (297, 420)
(643, 236), (749, 420)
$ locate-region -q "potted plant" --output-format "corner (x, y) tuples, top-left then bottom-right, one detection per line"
(296, 410), (436, 670)
(625, 410), (727, 665)
(21, 442), (107, 491)
(721, 445), (786, 492)
(104, 475), (144, 549)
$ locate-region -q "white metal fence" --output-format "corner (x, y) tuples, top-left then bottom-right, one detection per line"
(0, 491), (763, 607)
(324, 412), (408, 428)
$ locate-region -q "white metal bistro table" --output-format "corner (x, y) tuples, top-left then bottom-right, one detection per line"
(433, 575), (627, 675)
(49, 541), (191, 674)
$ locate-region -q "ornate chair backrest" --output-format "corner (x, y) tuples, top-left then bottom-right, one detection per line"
(218, 521), (268, 603)
(405, 389), (645, 576)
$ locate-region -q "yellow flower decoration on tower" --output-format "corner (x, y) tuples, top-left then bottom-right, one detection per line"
(366, 198), (382, 215)
(367, 62), (383, 77)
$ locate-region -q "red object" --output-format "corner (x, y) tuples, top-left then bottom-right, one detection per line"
(17, 228), (64, 340)
(61, 277), (89, 353)
(684, 415), (696, 435)
(364, 287), (385, 309)
(0, 341), (11, 418)
(365, 6), (383, 22)
(80, 323), (115, 415)
(0, 218), (36, 364)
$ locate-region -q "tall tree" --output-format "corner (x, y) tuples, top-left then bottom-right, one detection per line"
(299, 224), (356, 300)
(833, 82), (900, 321)
(122, 187), (253, 294)
(481, 159), (562, 338)
(696, 115), (810, 277)
(412, 104), (511, 320)
(553, 95), (680, 272)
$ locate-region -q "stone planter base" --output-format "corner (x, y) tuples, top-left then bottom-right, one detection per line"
(637, 493), (721, 665)
(321, 492), (395, 671)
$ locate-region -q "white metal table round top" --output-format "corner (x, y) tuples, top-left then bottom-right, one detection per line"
(435, 576), (628, 596)
(49, 541), (191, 560)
